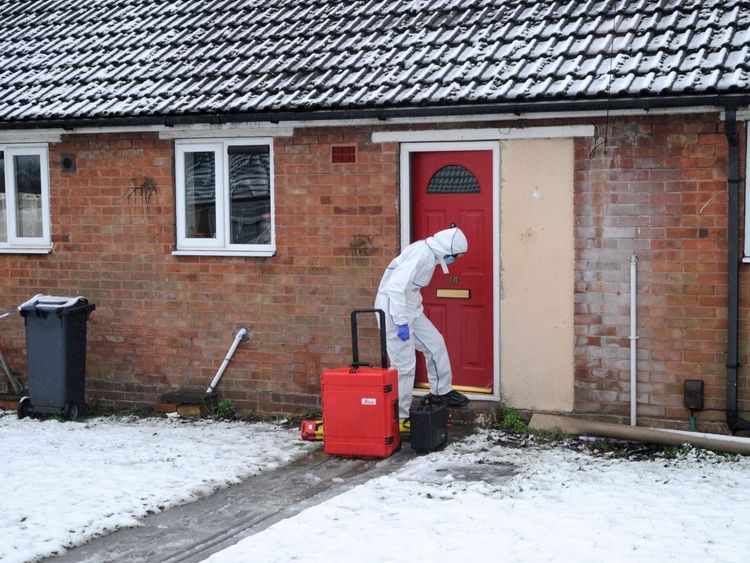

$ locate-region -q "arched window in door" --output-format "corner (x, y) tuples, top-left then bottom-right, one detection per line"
(426, 165), (480, 194)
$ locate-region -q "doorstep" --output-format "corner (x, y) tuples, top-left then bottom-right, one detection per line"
(446, 398), (500, 427)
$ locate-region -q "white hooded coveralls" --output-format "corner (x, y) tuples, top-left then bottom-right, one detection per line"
(374, 227), (469, 418)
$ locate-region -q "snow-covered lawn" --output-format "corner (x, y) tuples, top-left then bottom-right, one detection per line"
(0, 411), (315, 563)
(2, 410), (750, 563)
(206, 431), (750, 563)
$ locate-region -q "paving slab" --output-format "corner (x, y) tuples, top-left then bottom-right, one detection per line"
(398, 459), (518, 485)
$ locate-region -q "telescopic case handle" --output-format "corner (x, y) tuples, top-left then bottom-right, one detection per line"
(350, 309), (388, 370)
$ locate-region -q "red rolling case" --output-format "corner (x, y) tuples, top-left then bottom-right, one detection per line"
(322, 309), (400, 458)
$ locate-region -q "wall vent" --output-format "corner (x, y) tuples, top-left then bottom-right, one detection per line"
(61, 154), (76, 172)
(332, 145), (356, 163)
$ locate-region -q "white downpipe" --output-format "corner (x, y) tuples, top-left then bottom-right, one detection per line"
(630, 255), (639, 426)
(206, 327), (250, 394)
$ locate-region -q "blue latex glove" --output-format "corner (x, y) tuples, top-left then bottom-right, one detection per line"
(397, 324), (410, 341)
(444, 256), (456, 265)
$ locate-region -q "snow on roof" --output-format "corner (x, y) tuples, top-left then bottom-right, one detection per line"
(0, 0), (748, 124)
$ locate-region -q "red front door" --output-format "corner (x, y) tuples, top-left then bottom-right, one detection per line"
(411, 149), (494, 393)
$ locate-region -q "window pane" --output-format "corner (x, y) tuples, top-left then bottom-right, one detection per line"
(228, 146), (271, 245)
(184, 151), (216, 239)
(14, 154), (42, 238)
(426, 165), (480, 194)
(0, 152), (6, 242)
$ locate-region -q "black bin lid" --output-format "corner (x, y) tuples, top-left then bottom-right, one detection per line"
(19, 294), (94, 316)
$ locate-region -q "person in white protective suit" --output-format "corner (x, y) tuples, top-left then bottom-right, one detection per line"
(374, 227), (470, 429)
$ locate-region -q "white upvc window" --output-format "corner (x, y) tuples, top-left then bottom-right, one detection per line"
(745, 125), (750, 262)
(174, 138), (275, 256)
(0, 144), (51, 253)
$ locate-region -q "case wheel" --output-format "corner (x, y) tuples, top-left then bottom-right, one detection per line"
(63, 401), (80, 421)
(17, 396), (31, 419)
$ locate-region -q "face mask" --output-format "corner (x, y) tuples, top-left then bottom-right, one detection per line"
(444, 256), (456, 265)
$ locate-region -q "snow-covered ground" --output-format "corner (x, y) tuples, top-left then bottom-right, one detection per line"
(208, 432), (750, 563)
(2, 411), (750, 563)
(0, 412), (315, 563)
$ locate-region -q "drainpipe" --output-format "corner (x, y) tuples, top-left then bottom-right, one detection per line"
(724, 107), (750, 432)
(630, 254), (638, 426)
(206, 327), (250, 395)
(531, 414), (750, 456)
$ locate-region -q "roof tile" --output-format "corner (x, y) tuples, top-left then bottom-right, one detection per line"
(0, 0), (747, 123)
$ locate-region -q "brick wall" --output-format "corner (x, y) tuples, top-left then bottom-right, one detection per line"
(1, 114), (748, 429)
(0, 128), (399, 415)
(574, 112), (748, 431)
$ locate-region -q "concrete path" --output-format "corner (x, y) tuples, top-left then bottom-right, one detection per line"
(46, 427), (494, 563)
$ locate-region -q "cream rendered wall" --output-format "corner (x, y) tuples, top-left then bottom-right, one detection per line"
(500, 139), (574, 412)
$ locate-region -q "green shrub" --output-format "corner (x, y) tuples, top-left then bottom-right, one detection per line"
(498, 407), (528, 433)
(214, 398), (236, 418)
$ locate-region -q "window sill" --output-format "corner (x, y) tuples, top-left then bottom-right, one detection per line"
(0, 245), (53, 254)
(172, 249), (275, 257)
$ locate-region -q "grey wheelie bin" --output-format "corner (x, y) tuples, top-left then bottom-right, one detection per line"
(17, 295), (95, 420)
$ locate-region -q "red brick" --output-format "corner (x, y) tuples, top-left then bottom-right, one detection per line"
(574, 112), (739, 424)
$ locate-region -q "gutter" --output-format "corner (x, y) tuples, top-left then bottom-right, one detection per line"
(0, 94), (748, 131)
(723, 106), (750, 433)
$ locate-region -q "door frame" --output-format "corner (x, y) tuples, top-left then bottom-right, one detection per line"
(399, 141), (501, 402)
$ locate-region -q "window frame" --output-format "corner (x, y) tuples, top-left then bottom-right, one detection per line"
(0, 143), (51, 254)
(174, 138), (275, 257)
(745, 124), (750, 262)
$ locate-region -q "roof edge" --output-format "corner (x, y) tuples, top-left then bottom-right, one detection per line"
(0, 95), (748, 131)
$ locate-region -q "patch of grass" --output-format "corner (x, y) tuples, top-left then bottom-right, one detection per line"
(281, 409), (322, 427)
(496, 407), (529, 433)
(575, 437), (659, 459)
(301, 408), (322, 420)
(84, 401), (155, 419)
(662, 443), (694, 459)
(532, 427), (572, 442)
(236, 411), (295, 424)
(659, 443), (742, 462)
(488, 411), (748, 461)
(490, 407), (571, 444)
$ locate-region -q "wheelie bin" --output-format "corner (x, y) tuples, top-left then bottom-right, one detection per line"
(17, 295), (95, 420)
